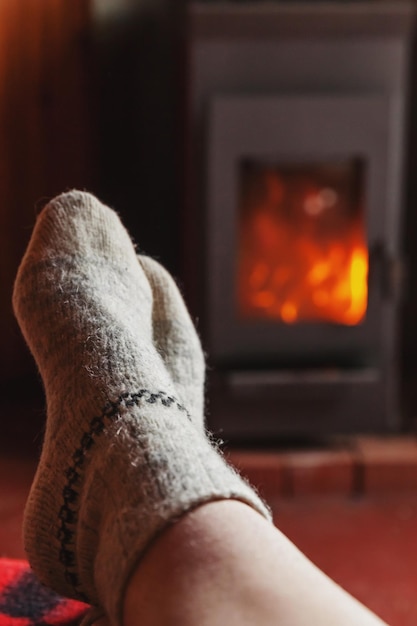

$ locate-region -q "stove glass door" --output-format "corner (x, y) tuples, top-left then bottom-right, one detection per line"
(237, 158), (368, 326)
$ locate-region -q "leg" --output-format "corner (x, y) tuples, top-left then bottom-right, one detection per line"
(13, 191), (387, 626)
(123, 500), (386, 626)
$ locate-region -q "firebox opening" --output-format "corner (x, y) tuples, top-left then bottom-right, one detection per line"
(237, 158), (368, 326)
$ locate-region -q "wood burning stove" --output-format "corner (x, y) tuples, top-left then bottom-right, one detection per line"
(185, 1), (416, 439)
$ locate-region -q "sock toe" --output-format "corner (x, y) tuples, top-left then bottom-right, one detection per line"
(17, 190), (140, 270)
(13, 191), (154, 358)
(139, 255), (206, 425)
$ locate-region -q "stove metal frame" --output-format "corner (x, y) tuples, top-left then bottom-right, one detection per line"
(186, 1), (416, 438)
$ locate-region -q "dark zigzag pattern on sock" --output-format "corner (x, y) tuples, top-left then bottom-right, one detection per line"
(57, 389), (191, 600)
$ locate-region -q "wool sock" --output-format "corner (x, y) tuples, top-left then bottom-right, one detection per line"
(13, 191), (271, 625)
(139, 255), (206, 431)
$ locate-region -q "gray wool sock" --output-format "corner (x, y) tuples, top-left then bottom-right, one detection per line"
(139, 255), (206, 431)
(12, 191), (271, 625)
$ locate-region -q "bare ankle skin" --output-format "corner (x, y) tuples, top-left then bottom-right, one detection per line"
(121, 500), (387, 626)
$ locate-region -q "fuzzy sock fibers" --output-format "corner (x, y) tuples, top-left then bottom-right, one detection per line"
(12, 191), (271, 625)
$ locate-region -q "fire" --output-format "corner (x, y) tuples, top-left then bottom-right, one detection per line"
(238, 168), (368, 326)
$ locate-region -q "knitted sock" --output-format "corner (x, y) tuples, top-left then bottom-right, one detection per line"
(139, 255), (206, 431)
(12, 191), (271, 625)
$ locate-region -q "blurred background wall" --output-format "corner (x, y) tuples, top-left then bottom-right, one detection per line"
(0, 1), (94, 389)
(0, 0), (184, 437)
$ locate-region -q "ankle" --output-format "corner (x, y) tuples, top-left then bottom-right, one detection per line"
(123, 501), (274, 626)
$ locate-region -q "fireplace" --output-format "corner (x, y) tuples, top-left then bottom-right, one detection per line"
(185, 1), (416, 439)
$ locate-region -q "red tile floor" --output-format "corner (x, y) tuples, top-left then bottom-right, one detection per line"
(275, 495), (417, 625)
(1, 434), (417, 625)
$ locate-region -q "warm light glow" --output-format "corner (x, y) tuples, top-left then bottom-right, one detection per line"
(346, 247), (368, 324)
(281, 301), (298, 324)
(238, 164), (368, 325)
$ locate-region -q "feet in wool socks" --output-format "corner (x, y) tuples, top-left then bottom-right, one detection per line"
(12, 191), (270, 624)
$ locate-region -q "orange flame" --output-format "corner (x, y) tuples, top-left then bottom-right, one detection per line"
(238, 174), (368, 326)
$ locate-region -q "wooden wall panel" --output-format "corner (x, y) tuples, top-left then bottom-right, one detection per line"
(0, 0), (94, 384)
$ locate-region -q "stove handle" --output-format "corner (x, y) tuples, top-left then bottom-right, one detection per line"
(368, 241), (405, 302)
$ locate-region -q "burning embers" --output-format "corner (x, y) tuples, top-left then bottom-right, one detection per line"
(238, 160), (368, 326)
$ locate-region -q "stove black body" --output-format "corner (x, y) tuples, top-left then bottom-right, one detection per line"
(185, 1), (416, 439)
